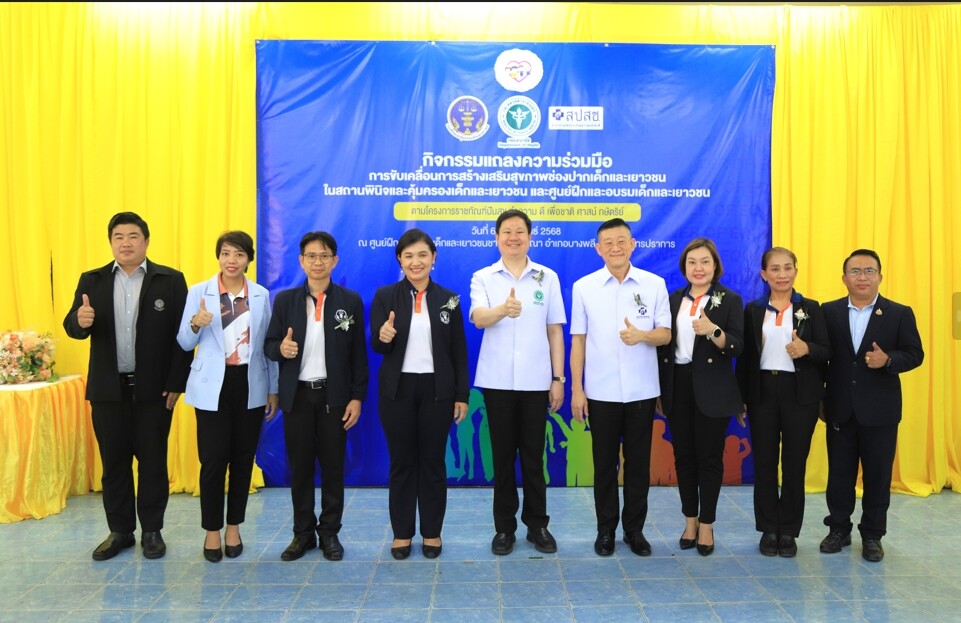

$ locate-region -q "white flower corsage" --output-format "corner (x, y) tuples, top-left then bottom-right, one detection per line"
(633, 293), (646, 307)
(335, 315), (354, 331)
(794, 308), (809, 323)
(441, 295), (460, 311)
(708, 291), (725, 310)
(532, 270), (545, 286)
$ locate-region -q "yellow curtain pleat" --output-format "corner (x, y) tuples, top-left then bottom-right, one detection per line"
(0, 2), (957, 496)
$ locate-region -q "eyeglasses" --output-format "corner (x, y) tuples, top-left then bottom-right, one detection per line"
(846, 268), (878, 277)
(303, 253), (334, 264)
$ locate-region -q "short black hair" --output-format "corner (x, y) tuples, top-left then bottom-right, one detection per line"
(843, 249), (882, 274)
(107, 212), (149, 239)
(216, 231), (255, 271)
(496, 209), (532, 234)
(299, 231), (338, 256)
(597, 218), (631, 237)
(396, 228), (436, 257)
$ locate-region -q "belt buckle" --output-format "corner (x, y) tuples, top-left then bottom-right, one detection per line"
(309, 379), (326, 390)
(770, 370), (780, 376)
(120, 373), (136, 386)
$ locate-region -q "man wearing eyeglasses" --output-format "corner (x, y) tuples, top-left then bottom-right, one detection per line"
(265, 231), (368, 561)
(820, 249), (923, 562)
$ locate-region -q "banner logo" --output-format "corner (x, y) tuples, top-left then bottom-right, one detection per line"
(445, 96), (490, 141)
(497, 96), (541, 149)
(494, 49), (543, 93)
(548, 106), (604, 130)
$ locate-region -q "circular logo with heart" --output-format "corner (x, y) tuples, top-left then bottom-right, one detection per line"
(494, 49), (543, 93)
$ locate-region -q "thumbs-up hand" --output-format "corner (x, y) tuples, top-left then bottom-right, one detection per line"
(380, 311), (397, 343)
(281, 327), (299, 359)
(503, 287), (522, 318)
(865, 341), (888, 369)
(192, 297), (214, 330)
(619, 316), (643, 346)
(692, 309), (714, 336)
(786, 329), (809, 359)
(77, 293), (95, 328)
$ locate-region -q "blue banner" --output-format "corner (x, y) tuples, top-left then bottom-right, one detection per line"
(256, 41), (774, 486)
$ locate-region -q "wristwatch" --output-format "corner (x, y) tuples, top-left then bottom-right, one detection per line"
(552, 376), (566, 383)
(710, 326), (722, 340)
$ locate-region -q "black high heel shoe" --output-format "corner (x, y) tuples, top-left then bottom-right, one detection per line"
(696, 524), (715, 557)
(679, 520), (698, 550)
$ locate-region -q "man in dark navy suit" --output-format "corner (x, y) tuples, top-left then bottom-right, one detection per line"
(64, 212), (192, 561)
(820, 249), (923, 562)
(265, 231), (368, 562)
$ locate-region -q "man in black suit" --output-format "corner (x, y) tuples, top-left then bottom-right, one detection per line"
(265, 231), (368, 562)
(64, 212), (192, 561)
(820, 249), (923, 562)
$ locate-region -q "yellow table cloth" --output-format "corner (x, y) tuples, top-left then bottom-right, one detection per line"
(1, 375), (265, 523)
(0, 375), (96, 522)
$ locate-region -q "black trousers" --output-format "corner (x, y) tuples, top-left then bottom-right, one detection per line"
(748, 371), (819, 537)
(483, 388), (550, 534)
(90, 381), (172, 534)
(824, 417), (899, 541)
(379, 373), (453, 539)
(284, 384), (347, 539)
(666, 364), (730, 524)
(587, 398), (654, 534)
(195, 365), (265, 531)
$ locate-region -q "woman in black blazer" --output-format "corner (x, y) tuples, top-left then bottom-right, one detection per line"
(657, 238), (744, 556)
(736, 247), (830, 557)
(370, 229), (469, 560)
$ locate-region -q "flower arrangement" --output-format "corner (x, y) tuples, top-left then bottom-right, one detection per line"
(794, 308), (810, 327)
(532, 270), (545, 286)
(0, 330), (58, 384)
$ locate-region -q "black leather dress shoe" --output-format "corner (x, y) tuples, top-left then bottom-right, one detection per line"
(224, 539), (243, 559)
(594, 530), (615, 556)
(819, 530), (851, 554)
(491, 532), (516, 555)
(92, 532), (135, 561)
(141, 531), (166, 559)
(281, 536), (316, 561)
(203, 546), (223, 563)
(422, 542), (442, 559)
(862, 538), (884, 562)
(623, 531), (652, 556)
(526, 527), (558, 554)
(679, 531), (697, 551)
(319, 535), (344, 561)
(778, 535), (797, 558)
(759, 532), (779, 556)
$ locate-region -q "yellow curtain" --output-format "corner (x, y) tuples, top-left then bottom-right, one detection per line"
(0, 2), (956, 495)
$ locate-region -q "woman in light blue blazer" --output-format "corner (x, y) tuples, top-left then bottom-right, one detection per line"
(177, 231), (279, 562)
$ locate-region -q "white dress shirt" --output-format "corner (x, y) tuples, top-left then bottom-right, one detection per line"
(571, 264), (670, 402)
(470, 257), (566, 391)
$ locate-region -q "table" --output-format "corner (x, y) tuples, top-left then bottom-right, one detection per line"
(0, 375), (96, 522)
(0, 375), (265, 523)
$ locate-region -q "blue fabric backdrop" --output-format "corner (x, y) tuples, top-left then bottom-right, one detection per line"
(255, 41), (775, 486)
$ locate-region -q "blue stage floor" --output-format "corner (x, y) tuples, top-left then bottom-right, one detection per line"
(1, 486), (960, 622)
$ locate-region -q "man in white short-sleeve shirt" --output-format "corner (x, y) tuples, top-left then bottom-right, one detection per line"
(570, 218), (671, 557)
(470, 209), (567, 556)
